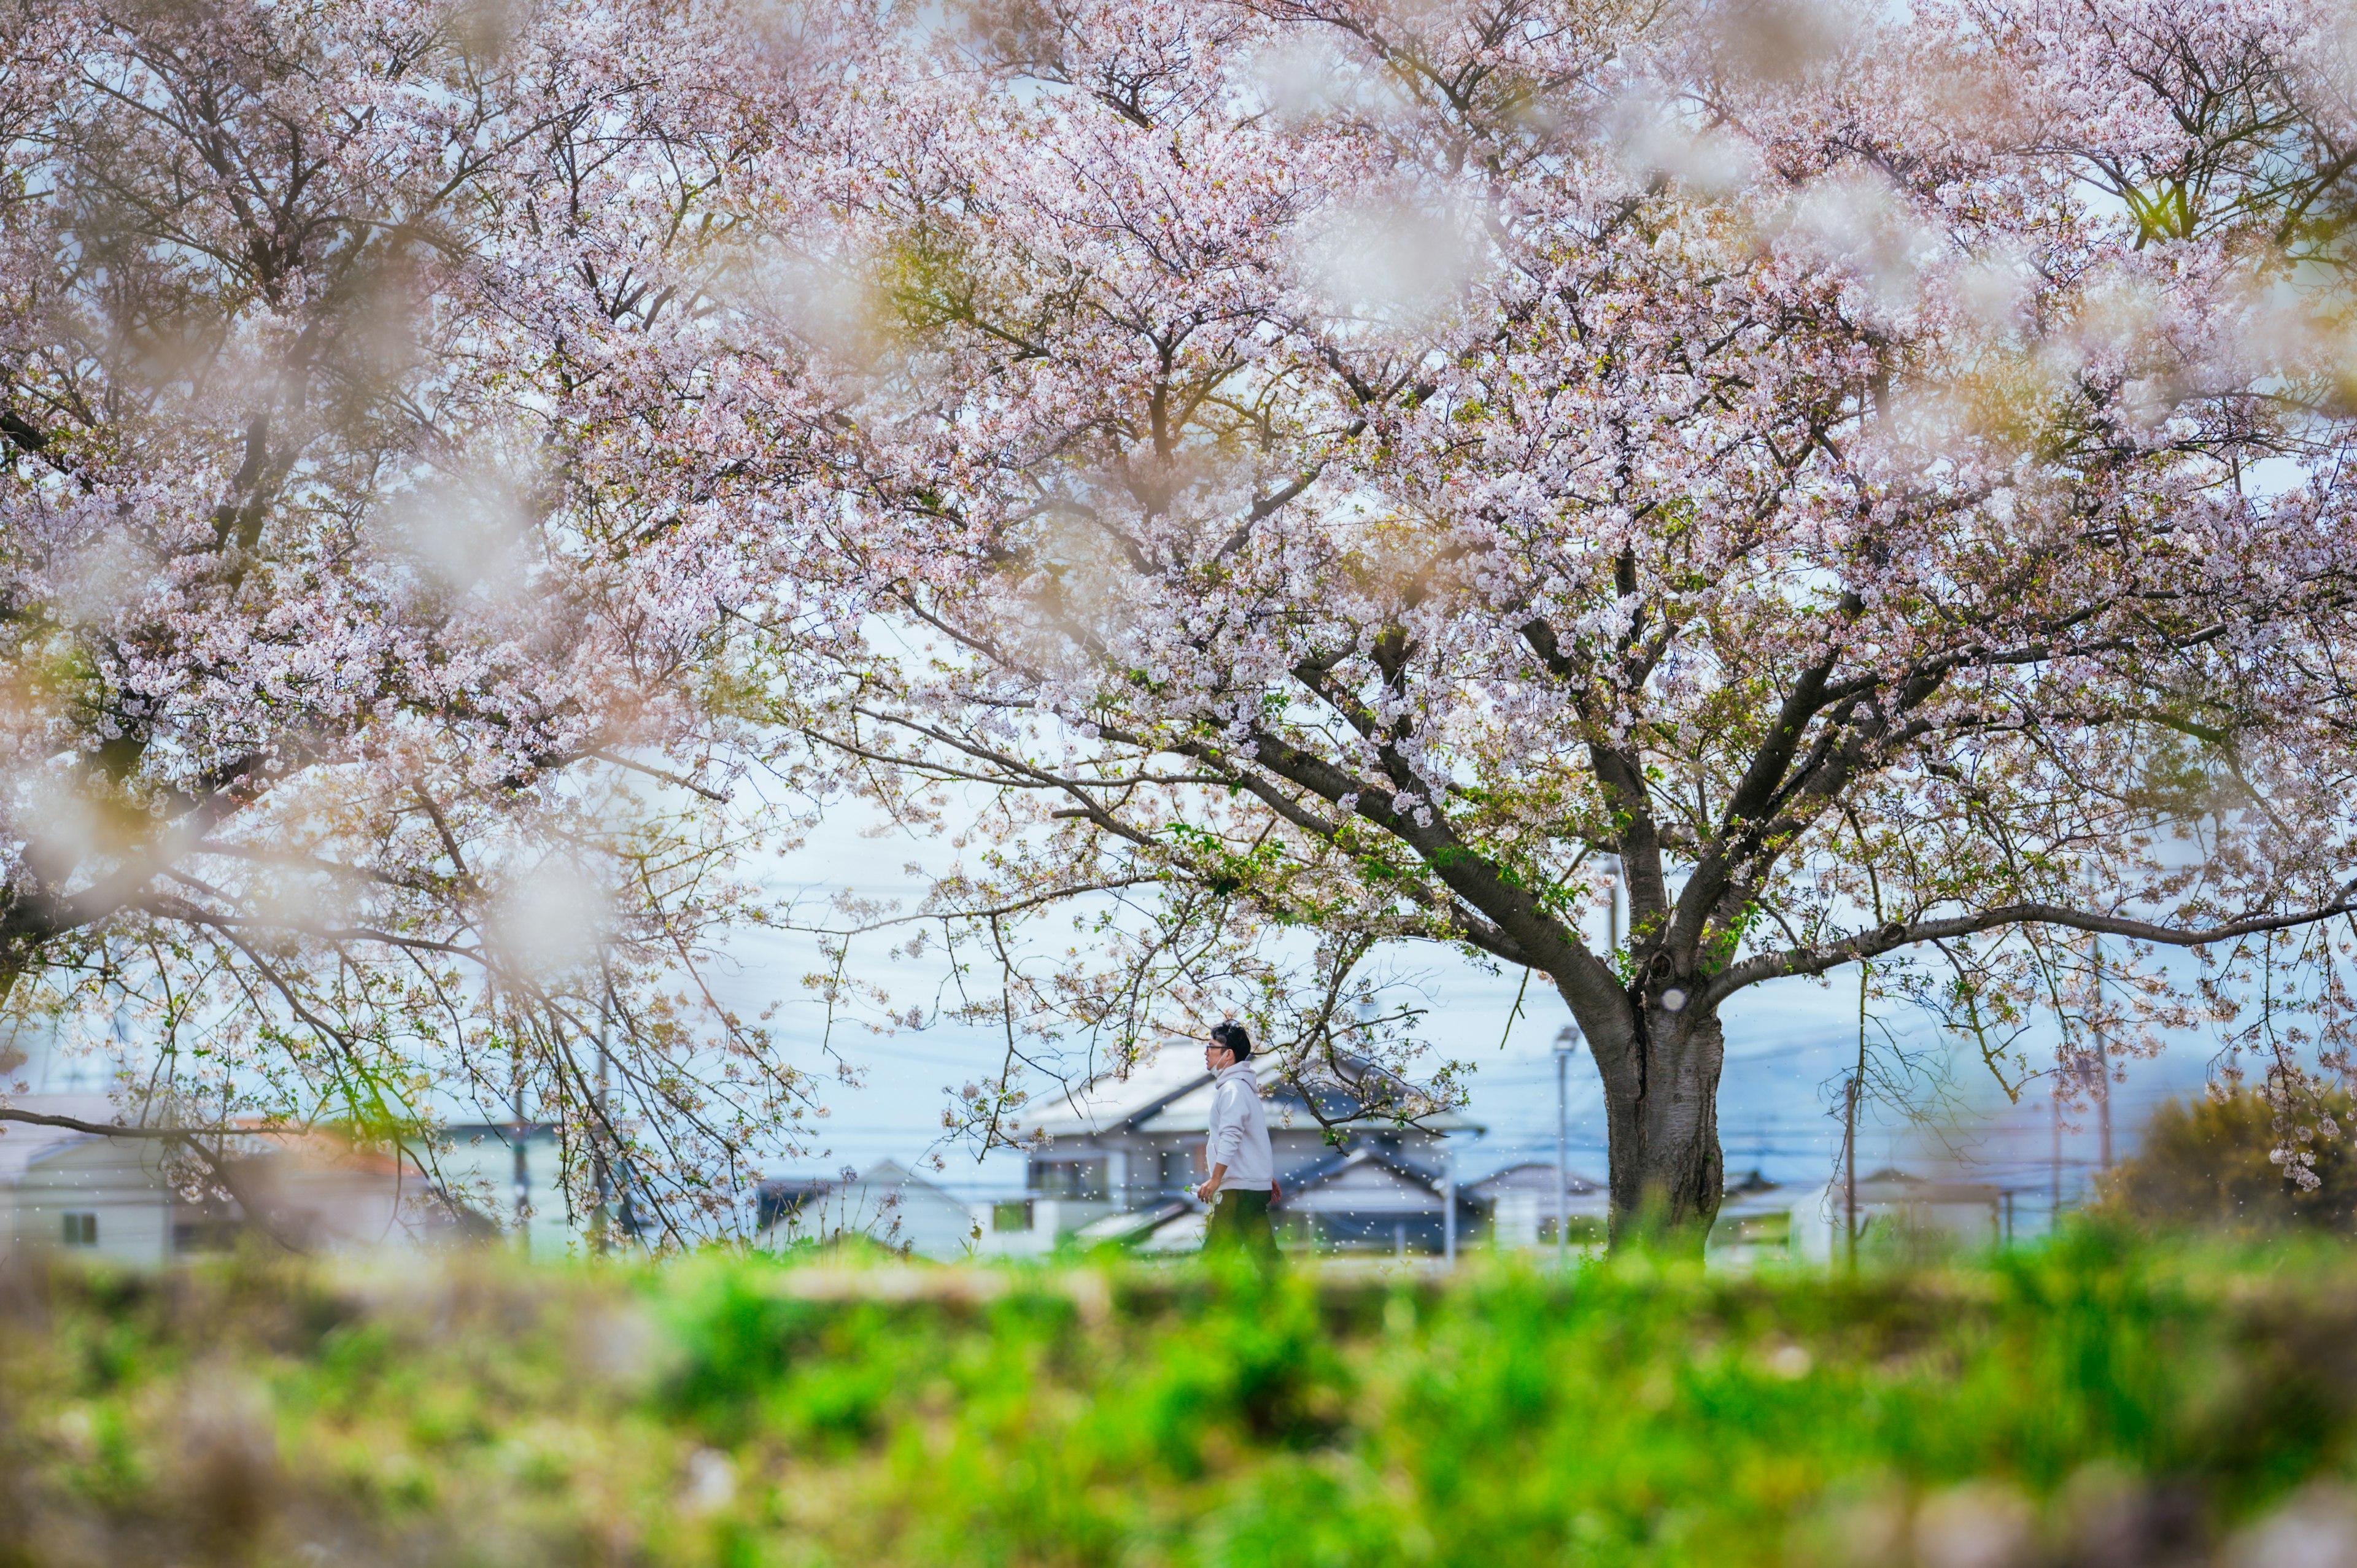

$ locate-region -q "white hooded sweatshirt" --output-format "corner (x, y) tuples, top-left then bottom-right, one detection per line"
(1207, 1062), (1274, 1190)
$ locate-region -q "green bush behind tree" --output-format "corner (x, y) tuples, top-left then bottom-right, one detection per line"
(2097, 1089), (2357, 1234)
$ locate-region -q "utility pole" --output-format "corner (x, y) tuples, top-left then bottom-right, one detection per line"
(2092, 937), (2112, 1173)
(1842, 1073), (1859, 1268)
(2098, 1065), (2112, 1173)
(2051, 1077), (2064, 1230)
(1554, 1025), (1579, 1269)
(511, 1062), (530, 1257)
(1846, 959), (1869, 1267)
(591, 983), (613, 1256)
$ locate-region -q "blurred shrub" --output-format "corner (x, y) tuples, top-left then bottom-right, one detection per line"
(2098, 1089), (2357, 1234)
(13, 1241), (2357, 1564)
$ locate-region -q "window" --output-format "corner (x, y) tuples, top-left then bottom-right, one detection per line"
(174, 1219), (240, 1255)
(1158, 1148), (1200, 1193)
(991, 1200), (1033, 1233)
(60, 1213), (98, 1248)
(1032, 1159), (1107, 1200)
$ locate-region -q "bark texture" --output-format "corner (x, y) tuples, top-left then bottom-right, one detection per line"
(1563, 978), (1728, 1249)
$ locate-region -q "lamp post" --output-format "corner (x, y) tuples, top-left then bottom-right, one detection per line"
(1555, 1024), (1581, 1269)
(1442, 1135), (1455, 1269)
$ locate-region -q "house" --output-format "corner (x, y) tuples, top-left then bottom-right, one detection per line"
(2, 1096), (464, 1264)
(1455, 1164), (1792, 1261)
(430, 1121), (587, 1256)
(985, 1046), (1482, 1256)
(1707, 1168), (1793, 1267)
(755, 1160), (980, 1259)
(1790, 1168), (2007, 1262)
(1461, 1161), (1611, 1248)
(1093, 1144), (1482, 1256)
(1, 1094), (155, 1264)
(1278, 1143), (1483, 1254)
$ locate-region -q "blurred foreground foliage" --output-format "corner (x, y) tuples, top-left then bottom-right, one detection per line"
(2096, 1089), (2357, 1234)
(7, 1239), (2357, 1564)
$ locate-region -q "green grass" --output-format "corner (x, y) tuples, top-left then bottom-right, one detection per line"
(6, 1232), (2357, 1565)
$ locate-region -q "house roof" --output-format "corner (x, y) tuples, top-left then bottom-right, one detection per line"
(1281, 1146), (1465, 1215)
(24, 1123), (430, 1188)
(1834, 1168), (2005, 1204)
(0, 1095), (153, 1181)
(1460, 1165), (1786, 1205)
(1137, 1207), (1207, 1252)
(1017, 1048), (1213, 1139)
(853, 1159), (961, 1200)
(1017, 1048), (1483, 1141)
(1463, 1160), (1606, 1200)
(756, 1159), (970, 1235)
(1072, 1198), (1192, 1248)
(1849, 1178), (2007, 1205)
(760, 1176), (838, 1201)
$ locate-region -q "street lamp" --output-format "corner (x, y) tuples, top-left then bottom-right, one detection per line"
(1442, 1133), (1455, 1269)
(1554, 1024), (1581, 1269)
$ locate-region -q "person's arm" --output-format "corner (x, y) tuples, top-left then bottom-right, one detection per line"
(1197, 1161), (1227, 1203)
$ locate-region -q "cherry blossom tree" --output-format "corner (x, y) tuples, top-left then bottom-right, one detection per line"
(0, 0), (853, 1242)
(766, 0), (2357, 1241)
(23, 0), (2357, 1251)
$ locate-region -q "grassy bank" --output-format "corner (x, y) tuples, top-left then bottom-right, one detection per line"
(6, 1236), (2357, 1566)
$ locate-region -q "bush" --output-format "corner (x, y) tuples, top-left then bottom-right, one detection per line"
(8, 1242), (2357, 1564)
(2098, 1089), (2357, 1234)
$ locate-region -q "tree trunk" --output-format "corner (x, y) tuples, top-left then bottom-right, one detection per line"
(1598, 1005), (1727, 1251)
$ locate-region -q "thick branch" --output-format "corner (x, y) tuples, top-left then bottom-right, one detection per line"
(1705, 893), (2357, 1009)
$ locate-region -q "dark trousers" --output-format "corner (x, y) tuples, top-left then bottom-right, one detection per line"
(1206, 1188), (1278, 1260)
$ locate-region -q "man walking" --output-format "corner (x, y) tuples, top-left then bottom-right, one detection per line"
(1196, 1021), (1280, 1260)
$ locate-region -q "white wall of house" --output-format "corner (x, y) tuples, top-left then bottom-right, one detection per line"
(759, 1161), (981, 1259)
(1492, 1191), (1541, 1248)
(973, 1207), (1057, 1259)
(3, 1105), (464, 1264)
(972, 1196), (1115, 1256)
(14, 1138), (174, 1265)
(1465, 1164), (1612, 1249)
(0, 1096), (117, 1263)
(1791, 1183), (2004, 1262)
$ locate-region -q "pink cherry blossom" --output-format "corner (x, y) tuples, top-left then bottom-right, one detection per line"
(771, 0), (2357, 1238)
(0, 0), (865, 1240)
